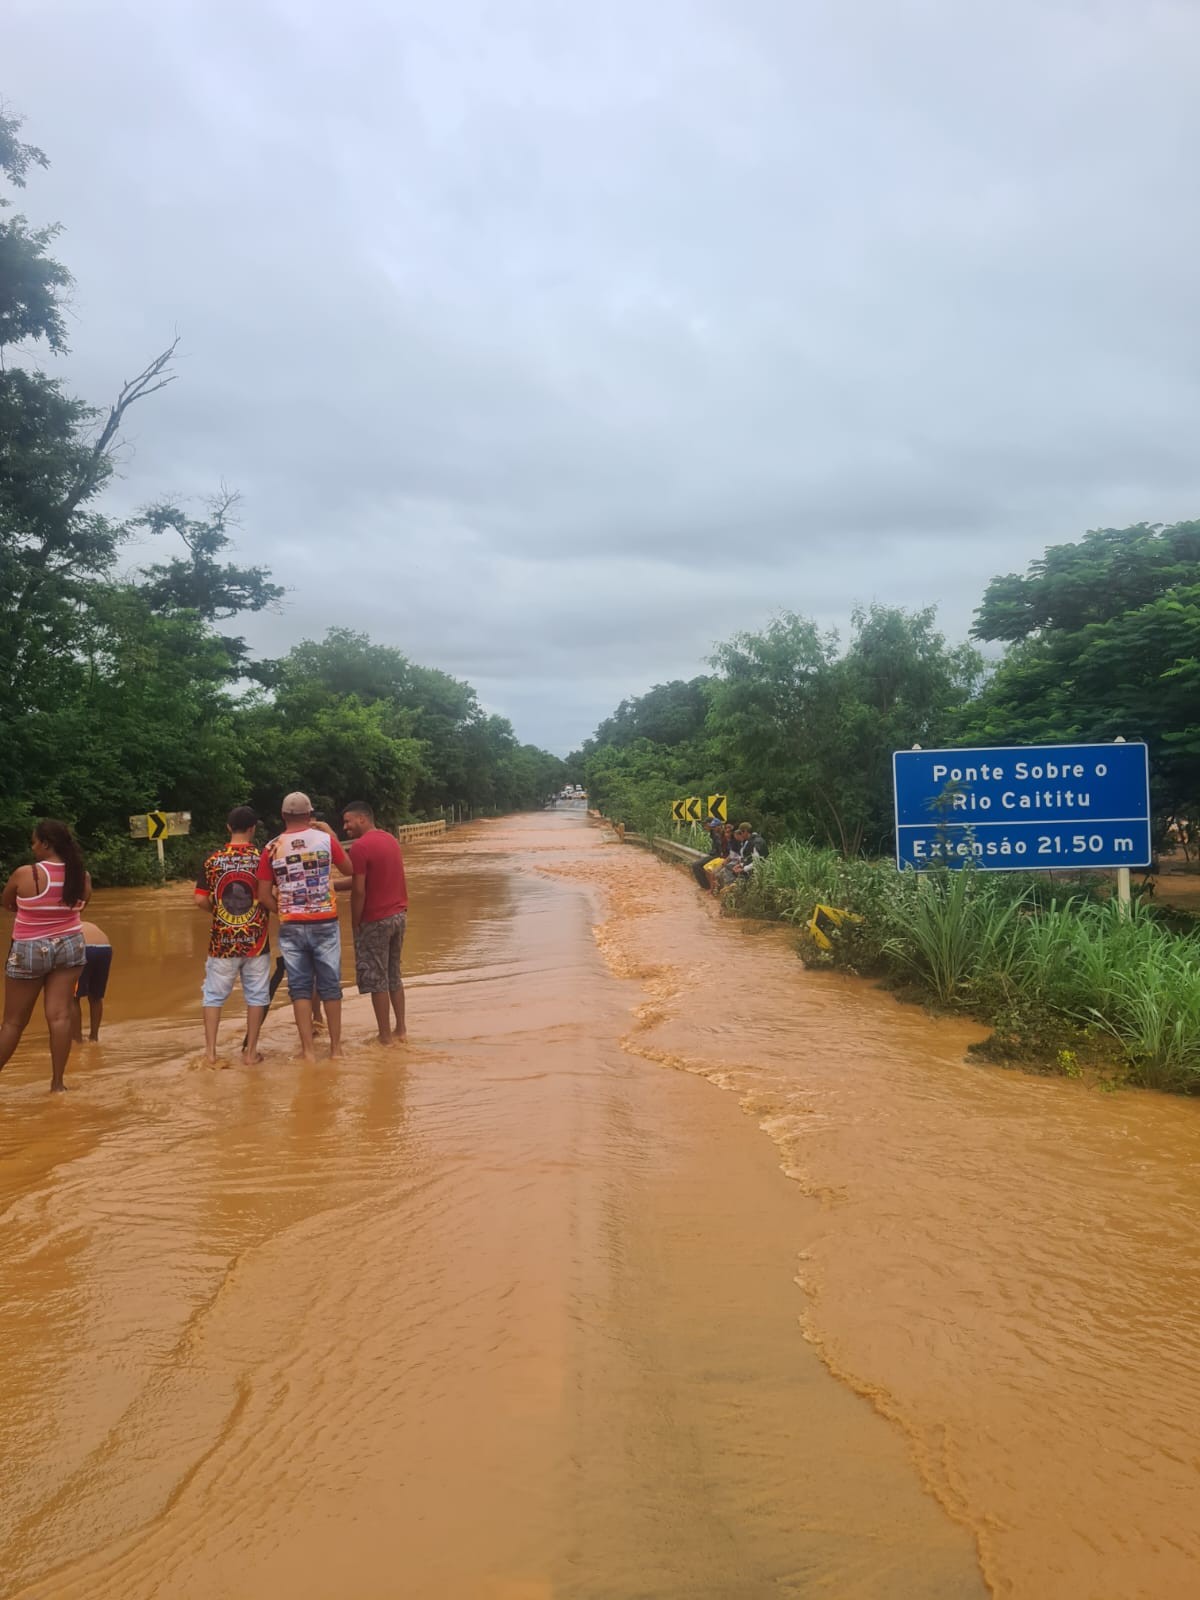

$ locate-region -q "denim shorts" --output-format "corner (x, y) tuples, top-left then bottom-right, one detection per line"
(278, 920), (343, 1002)
(6, 930), (86, 981)
(202, 952), (272, 1008)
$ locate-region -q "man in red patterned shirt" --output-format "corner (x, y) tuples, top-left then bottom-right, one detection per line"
(195, 806), (271, 1064)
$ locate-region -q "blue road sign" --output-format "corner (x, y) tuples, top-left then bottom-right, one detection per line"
(893, 742), (1151, 871)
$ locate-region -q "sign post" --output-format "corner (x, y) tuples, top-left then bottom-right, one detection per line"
(892, 743), (1151, 882)
(129, 810), (192, 873)
(1113, 739), (1133, 917)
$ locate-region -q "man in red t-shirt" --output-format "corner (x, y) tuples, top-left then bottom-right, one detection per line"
(342, 800), (408, 1045)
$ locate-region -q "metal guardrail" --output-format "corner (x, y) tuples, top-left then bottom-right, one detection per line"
(652, 836), (707, 864)
(591, 812), (708, 865)
(394, 820), (448, 842)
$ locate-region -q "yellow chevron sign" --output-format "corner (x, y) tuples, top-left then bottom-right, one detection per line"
(808, 903), (864, 950)
(707, 793), (727, 823)
(129, 810), (192, 840)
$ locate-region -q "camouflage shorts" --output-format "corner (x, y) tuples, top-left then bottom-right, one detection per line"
(354, 913), (406, 994)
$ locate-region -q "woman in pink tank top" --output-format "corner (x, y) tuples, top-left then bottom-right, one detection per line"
(1, 819), (92, 1092)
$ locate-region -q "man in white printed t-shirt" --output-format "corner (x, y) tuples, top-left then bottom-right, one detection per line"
(256, 791), (356, 1061)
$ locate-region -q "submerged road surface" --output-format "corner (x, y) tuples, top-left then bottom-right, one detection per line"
(1, 813), (1197, 1599)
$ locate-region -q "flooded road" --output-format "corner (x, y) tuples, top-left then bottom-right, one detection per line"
(1, 814), (1197, 1598)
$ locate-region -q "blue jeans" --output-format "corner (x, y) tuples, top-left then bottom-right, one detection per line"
(278, 920), (343, 1002)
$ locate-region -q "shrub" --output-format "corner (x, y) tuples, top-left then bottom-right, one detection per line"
(84, 829), (223, 888)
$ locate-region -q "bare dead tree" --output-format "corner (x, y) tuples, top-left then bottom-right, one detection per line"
(10, 341), (182, 654)
(60, 337), (180, 517)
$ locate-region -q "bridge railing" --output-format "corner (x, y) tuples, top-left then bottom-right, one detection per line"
(393, 820), (448, 843)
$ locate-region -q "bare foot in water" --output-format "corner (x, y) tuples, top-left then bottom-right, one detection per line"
(329, 1046), (344, 1060)
(50, 1083), (69, 1093)
(242, 1051), (264, 1066)
(293, 1050), (317, 1064)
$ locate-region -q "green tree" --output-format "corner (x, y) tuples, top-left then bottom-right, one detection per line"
(967, 522), (1200, 826)
(588, 677), (711, 750)
(242, 697), (425, 828)
(582, 737), (714, 835)
(0, 109), (176, 851)
(135, 490), (284, 673)
(707, 607), (979, 852)
(267, 629), (477, 811)
(0, 110), (68, 350)
(259, 629), (563, 819)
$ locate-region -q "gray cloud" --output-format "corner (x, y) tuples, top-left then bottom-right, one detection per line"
(9, 0), (1200, 752)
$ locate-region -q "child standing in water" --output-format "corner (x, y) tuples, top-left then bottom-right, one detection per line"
(72, 920), (113, 1041)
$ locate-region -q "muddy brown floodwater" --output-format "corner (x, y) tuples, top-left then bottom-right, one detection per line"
(1, 814), (1197, 1599)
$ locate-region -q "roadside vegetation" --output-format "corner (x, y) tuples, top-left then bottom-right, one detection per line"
(571, 530), (1200, 1092)
(730, 844), (1200, 1094)
(569, 472), (1200, 1098)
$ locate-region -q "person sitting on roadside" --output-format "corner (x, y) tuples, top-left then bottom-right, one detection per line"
(256, 793), (354, 1062)
(692, 818), (735, 890)
(692, 816), (725, 888)
(713, 821), (770, 891)
(72, 920), (113, 1042)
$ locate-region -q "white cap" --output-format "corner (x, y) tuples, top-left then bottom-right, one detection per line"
(281, 791), (313, 816)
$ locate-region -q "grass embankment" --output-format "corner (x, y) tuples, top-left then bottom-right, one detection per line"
(722, 839), (1200, 1095)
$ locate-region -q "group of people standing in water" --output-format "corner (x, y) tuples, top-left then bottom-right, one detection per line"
(197, 792), (408, 1066)
(0, 793), (409, 1090)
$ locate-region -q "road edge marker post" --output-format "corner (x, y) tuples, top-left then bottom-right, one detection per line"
(1113, 737), (1131, 918)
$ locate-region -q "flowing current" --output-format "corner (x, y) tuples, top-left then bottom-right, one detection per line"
(1, 813), (1197, 1599)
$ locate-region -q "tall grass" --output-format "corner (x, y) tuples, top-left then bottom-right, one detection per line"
(729, 838), (1200, 1094)
(883, 871), (1030, 1006)
(1035, 904), (1200, 1092)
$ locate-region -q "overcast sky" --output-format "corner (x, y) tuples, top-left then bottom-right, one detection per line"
(8, 0), (1200, 751)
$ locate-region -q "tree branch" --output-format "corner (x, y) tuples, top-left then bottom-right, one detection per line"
(60, 337), (180, 517)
